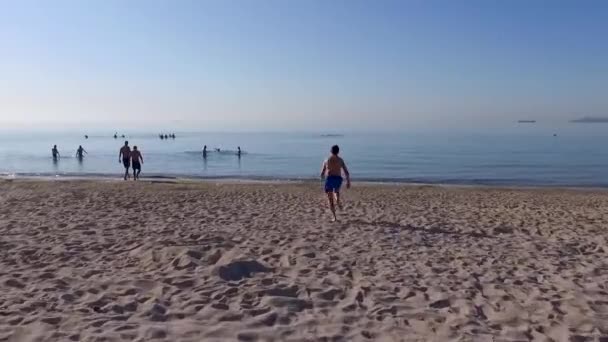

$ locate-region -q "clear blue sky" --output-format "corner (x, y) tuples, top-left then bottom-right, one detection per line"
(1, 0), (606, 131)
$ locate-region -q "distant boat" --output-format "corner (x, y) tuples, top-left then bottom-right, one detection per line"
(517, 120), (536, 123)
(570, 116), (608, 123)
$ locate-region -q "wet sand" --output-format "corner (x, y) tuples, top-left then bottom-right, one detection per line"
(1, 180), (607, 341)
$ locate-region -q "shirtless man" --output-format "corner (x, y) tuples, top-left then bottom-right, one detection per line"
(118, 141), (131, 180)
(76, 145), (87, 159)
(52, 145), (60, 160)
(320, 145), (351, 222)
(131, 146), (143, 180)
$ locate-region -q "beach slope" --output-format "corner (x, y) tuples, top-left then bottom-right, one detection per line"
(1, 180), (607, 341)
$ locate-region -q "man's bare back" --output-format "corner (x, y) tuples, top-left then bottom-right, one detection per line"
(324, 155), (346, 177)
(321, 145), (351, 222)
(131, 150), (141, 163)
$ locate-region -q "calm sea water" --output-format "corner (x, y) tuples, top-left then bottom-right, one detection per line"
(1, 126), (607, 187)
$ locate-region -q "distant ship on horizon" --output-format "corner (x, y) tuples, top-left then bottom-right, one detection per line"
(517, 120), (536, 123)
(570, 116), (608, 123)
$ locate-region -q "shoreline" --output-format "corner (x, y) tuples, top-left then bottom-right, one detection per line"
(2, 173), (608, 192)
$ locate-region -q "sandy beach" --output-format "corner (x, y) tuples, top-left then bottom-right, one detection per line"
(1, 179), (607, 342)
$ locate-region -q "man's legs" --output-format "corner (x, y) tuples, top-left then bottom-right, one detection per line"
(335, 192), (342, 210)
(124, 167), (130, 180)
(136, 169), (141, 180)
(326, 192), (337, 222)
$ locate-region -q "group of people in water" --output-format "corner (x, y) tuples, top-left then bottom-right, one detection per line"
(50, 141), (243, 181)
(50, 142), (143, 180)
(159, 133), (176, 140)
(51, 145), (88, 161)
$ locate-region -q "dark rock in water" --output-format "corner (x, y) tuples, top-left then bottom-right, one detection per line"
(217, 260), (271, 281)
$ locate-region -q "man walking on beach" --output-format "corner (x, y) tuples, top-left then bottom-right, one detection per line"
(321, 145), (351, 222)
(118, 141), (131, 180)
(131, 146), (143, 180)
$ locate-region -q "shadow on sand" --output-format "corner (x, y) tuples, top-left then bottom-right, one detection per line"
(347, 219), (494, 239)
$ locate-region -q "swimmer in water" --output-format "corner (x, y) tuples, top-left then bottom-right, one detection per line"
(203, 145), (208, 158)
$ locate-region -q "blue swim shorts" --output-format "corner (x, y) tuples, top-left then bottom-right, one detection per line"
(324, 175), (343, 193)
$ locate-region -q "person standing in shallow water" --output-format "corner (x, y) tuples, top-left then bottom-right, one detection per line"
(76, 145), (87, 159)
(131, 146), (143, 180)
(320, 145), (351, 222)
(52, 145), (60, 160)
(118, 141), (131, 180)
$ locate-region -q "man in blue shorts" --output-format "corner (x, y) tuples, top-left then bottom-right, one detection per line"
(320, 145), (351, 222)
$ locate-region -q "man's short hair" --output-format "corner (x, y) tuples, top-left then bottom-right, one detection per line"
(331, 145), (339, 155)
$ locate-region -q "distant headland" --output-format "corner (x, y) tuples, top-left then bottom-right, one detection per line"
(570, 116), (608, 123)
(517, 120), (536, 123)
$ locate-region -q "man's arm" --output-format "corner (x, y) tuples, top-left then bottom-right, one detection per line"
(320, 161), (327, 179)
(140, 153), (144, 164)
(342, 159), (351, 188)
(118, 149), (122, 162)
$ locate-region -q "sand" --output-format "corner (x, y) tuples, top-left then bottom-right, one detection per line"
(0, 179), (607, 342)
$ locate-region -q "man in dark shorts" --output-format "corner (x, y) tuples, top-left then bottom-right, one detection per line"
(320, 145), (351, 222)
(131, 146), (143, 180)
(76, 145), (87, 159)
(52, 145), (60, 161)
(118, 141), (131, 180)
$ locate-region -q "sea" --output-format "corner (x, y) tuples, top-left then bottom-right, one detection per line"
(1, 125), (607, 187)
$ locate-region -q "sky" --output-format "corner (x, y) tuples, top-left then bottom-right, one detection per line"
(0, 0), (606, 131)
